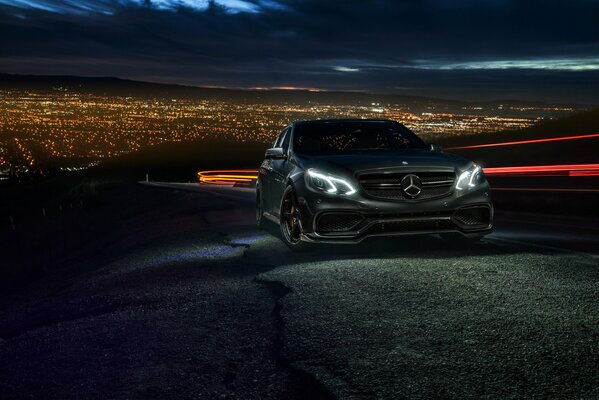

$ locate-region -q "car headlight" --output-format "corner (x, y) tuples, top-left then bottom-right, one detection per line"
(456, 164), (486, 191)
(306, 169), (356, 195)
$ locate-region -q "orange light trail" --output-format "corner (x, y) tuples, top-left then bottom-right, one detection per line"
(198, 170), (258, 185)
(483, 163), (599, 177)
(447, 133), (599, 150)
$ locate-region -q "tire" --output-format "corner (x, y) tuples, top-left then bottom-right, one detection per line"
(441, 233), (485, 244)
(256, 187), (266, 229)
(279, 186), (310, 251)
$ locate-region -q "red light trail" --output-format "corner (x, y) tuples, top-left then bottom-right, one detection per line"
(447, 133), (599, 150)
(483, 163), (599, 177)
(491, 188), (599, 193)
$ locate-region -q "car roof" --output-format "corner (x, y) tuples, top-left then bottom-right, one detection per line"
(293, 118), (396, 126)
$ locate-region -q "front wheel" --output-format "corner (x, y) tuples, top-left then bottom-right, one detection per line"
(279, 186), (310, 251)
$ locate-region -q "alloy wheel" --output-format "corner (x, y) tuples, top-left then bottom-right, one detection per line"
(281, 190), (302, 244)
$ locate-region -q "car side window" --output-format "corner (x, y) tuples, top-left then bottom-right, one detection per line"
(280, 128), (291, 153)
(273, 128), (286, 147)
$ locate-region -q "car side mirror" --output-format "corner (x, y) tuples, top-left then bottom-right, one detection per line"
(265, 147), (286, 159)
(430, 143), (442, 152)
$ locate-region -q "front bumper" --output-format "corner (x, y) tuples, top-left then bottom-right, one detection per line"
(295, 185), (493, 243)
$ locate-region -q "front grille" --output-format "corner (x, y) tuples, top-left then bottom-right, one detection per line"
(454, 206), (491, 227)
(317, 212), (364, 232)
(359, 171), (455, 200)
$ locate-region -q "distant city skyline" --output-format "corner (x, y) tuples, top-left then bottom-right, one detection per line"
(0, 0), (598, 103)
(0, 88), (581, 168)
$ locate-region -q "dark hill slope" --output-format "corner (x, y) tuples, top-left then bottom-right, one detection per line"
(442, 108), (599, 167)
(441, 108), (599, 147)
(96, 138), (268, 182)
(0, 73), (455, 106)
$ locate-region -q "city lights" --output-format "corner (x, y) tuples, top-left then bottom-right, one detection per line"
(0, 89), (577, 170)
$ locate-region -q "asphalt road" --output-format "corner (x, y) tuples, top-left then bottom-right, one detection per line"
(0, 182), (597, 399)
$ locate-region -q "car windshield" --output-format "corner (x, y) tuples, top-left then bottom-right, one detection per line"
(293, 121), (427, 155)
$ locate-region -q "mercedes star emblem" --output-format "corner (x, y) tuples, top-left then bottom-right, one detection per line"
(401, 174), (422, 198)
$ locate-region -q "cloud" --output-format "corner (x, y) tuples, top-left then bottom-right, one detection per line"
(402, 57), (599, 72)
(0, 0), (274, 14)
(126, 0), (262, 13)
(0, 0), (597, 102)
(0, 0), (118, 14)
(333, 66), (361, 73)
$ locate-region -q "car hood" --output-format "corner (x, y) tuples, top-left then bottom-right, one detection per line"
(295, 150), (471, 177)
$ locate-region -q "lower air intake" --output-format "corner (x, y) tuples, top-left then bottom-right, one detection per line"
(454, 206), (491, 227)
(317, 213), (364, 233)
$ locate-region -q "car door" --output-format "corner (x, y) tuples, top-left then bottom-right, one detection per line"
(270, 127), (294, 216)
(260, 129), (286, 214)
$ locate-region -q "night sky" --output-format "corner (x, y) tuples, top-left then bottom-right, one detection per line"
(0, 0), (598, 102)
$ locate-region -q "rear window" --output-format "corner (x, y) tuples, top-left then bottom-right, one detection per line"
(293, 121), (427, 155)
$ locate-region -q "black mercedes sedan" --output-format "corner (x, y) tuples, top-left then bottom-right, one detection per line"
(257, 119), (493, 249)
